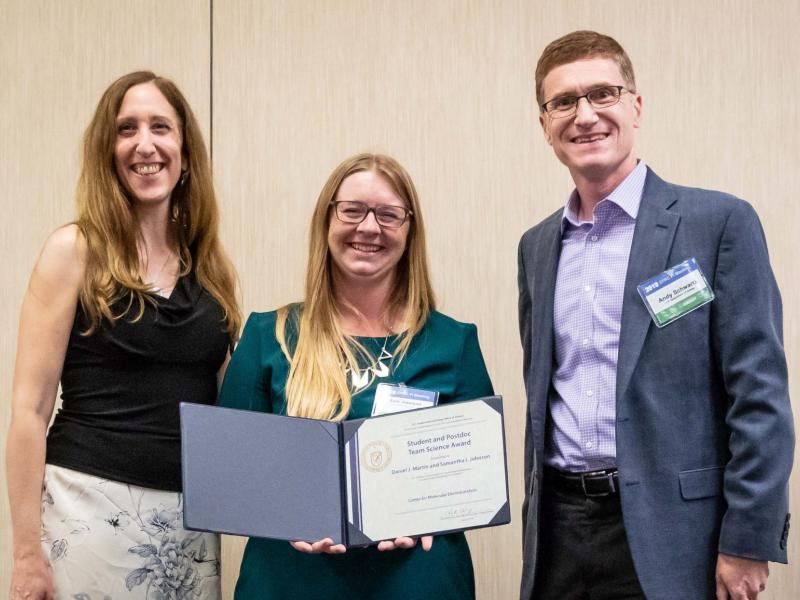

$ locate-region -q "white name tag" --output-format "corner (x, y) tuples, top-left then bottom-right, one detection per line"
(637, 258), (714, 327)
(371, 384), (439, 416)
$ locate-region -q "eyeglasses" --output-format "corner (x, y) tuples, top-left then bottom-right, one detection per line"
(541, 85), (631, 118)
(331, 200), (413, 228)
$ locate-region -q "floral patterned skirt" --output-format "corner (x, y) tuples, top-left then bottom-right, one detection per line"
(41, 464), (221, 600)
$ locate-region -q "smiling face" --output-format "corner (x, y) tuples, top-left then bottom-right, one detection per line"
(327, 170), (410, 288)
(114, 82), (184, 207)
(540, 56), (641, 187)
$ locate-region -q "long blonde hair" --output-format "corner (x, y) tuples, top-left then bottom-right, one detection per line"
(276, 153), (436, 421)
(75, 71), (241, 338)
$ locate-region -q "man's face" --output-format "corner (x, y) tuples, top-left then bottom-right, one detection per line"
(539, 56), (641, 184)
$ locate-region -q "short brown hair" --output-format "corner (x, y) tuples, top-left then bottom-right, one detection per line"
(535, 30), (636, 109)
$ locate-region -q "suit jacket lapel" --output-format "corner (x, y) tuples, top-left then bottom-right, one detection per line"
(529, 213), (562, 450)
(616, 169), (680, 408)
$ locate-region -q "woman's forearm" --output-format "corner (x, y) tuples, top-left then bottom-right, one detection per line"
(6, 412), (49, 558)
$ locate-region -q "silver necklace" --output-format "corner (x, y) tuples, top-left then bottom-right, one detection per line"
(147, 250), (177, 297)
(347, 330), (394, 393)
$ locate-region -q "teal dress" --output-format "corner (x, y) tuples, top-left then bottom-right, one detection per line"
(218, 309), (494, 600)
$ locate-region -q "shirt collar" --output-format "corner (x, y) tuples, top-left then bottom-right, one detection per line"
(561, 161), (647, 232)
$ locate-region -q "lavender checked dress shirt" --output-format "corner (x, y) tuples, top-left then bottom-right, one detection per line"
(546, 161), (647, 472)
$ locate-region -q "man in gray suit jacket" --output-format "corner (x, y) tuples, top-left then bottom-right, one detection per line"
(518, 31), (793, 600)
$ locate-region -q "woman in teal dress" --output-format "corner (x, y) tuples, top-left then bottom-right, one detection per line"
(218, 153), (493, 599)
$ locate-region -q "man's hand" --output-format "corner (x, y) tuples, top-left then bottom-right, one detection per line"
(715, 554), (769, 600)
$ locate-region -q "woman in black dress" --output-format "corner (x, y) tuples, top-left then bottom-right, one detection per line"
(6, 72), (240, 599)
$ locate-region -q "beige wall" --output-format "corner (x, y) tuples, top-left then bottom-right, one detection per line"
(2, 1), (798, 598)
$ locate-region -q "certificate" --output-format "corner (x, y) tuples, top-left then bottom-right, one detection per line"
(345, 397), (509, 541)
(180, 396), (509, 547)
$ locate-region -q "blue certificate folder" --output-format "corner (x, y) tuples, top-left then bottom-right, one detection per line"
(180, 396), (510, 547)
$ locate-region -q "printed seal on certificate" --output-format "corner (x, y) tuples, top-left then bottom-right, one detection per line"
(362, 440), (392, 472)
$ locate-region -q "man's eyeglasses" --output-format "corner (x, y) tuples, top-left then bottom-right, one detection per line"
(540, 85), (632, 118)
(331, 200), (413, 228)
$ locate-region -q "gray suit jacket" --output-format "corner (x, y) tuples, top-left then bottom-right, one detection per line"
(518, 168), (793, 599)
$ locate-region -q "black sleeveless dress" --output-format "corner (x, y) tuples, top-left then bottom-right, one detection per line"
(46, 271), (230, 491)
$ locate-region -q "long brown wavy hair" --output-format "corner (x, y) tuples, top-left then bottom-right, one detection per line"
(276, 153), (436, 421)
(76, 71), (241, 338)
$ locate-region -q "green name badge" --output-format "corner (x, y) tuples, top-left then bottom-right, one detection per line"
(637, 258), (714, 327)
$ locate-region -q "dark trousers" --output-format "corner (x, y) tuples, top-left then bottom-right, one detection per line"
(532, 483), (646, 600)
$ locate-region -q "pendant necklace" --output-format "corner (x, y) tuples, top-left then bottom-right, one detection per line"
(348, 325), (394, 393)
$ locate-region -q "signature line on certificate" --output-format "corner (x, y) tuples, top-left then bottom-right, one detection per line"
(394, 498), (492, 516)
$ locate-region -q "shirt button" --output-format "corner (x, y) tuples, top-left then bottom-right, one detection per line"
(586, 389), (594, 397)
(582, 338), (590, 346)
(586, 441), (594, 449)
(583, 284), (591, 293)
(591, 235), (598, 242)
